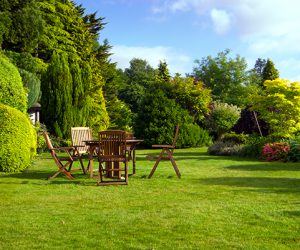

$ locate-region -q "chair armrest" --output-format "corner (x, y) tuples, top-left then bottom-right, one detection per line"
(152, 144), (174, 149)
(54, 146), (75, 150)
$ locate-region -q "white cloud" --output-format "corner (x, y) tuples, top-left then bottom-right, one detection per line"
(210, 8), (231, 35)
(111, 45), (192, 75)
(148, 0), (300, 81)
(277, 58), (300, 82)
(152, 0), (300, 55)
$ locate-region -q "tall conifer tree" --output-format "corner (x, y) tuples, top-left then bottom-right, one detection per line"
(41, 52), (73, 138)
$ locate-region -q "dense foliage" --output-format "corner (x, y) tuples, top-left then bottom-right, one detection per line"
(134, 83), (211, 148)
(250, 79), (300, 138)
(0, 0), (44, 53)
(193, 49), (253, 107)
(4, 51), (46, 108)
(0, 104), (37, 173)
(0, 54), (27, 112)
(18, 68), (41, 108)
(2, 0), (298, 163)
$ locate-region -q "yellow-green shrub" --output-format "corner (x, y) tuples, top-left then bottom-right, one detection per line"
(251, 79), (300, 138)
(0, 104), (37, 173)
(0, 54), (27, 112)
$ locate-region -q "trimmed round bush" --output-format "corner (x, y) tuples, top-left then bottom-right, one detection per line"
(0, 54), (27, 112)
(0, 104), (37, 173)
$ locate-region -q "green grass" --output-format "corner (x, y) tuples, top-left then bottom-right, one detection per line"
(0, 148), (300, 250)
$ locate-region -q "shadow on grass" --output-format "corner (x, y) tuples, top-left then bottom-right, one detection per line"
(141, 151), (257, 162)
(282, 211), (300, 217)
(0, 169), (88, 184)
(199, 177), (300, 193)
(226, 163), (300, 172)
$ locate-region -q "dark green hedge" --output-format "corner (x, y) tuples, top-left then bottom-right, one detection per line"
(134, 89), (211, 148)
(0, 104), (37, 173)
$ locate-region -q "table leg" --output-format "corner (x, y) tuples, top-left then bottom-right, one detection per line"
(88, 146), (95, 178)
(132, 149), (136, 175)
(89, 158), (93, 178)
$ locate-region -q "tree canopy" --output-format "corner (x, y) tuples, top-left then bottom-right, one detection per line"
(193, 49), (253, 107)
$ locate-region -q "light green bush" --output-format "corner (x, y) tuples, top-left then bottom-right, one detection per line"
(205, 101), (241, 139)
(0, 54), (27, 112)
(0, 104), (37, 173)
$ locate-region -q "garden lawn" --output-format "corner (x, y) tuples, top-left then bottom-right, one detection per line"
(0, 147), (299, 250)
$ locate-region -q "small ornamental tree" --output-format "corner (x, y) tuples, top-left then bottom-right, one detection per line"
(205, 101), (241, 139)
(250, 79), (300, 138)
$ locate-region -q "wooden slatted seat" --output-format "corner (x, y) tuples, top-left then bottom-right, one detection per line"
(147, 125), (181, 178)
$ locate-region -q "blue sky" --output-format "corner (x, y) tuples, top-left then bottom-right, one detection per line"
(75, 0), (300, 81)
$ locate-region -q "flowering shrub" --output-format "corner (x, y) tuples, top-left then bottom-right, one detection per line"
(262, 142), (290, 161)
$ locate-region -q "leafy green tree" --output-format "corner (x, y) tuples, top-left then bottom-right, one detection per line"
(0, 0), (44, 53)
(0, 10), (11, 48)
(169, 75), (211, 124)
(4, 51), (47, 108)
(124, 58), (156, 86)
(134, 83), (209, 148)
(193, 49), (251, 107)
(119, 58), (156, 113)
(250, 79), (300, 138)
(18, 69), (41, 108)
(103, 63), (133, 130)
(254, 58), (267, 77)
(262, 59), (279, 84)
(89, 87), (109, 133)
(156, 60), (171, 82)
(247, 58), (267, 88)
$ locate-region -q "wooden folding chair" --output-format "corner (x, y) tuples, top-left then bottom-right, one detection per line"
(97, 130), (128, 186)
(147, 125), (181, 178)
(43, 132), (86, 180)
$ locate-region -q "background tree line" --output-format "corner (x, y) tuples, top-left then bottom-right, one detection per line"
(2, 0), (294, 152)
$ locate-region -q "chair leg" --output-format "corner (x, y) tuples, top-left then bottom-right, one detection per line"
(49, 162), (74, 180)
(166, 150), (181, 178)
(148, 149), (165, 178)
(97, 163), (104, 185)
(125, 161), (128, 184)
(78, 156), (86, 175)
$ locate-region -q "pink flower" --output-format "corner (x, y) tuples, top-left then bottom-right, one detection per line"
(262, 142), (290, 161)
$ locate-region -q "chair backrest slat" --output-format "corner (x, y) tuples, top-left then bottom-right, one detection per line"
(98, 130), (126, 159)
(71, 127), (92, 154)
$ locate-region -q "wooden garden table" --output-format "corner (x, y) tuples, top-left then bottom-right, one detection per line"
(84, 139), (143, 178)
